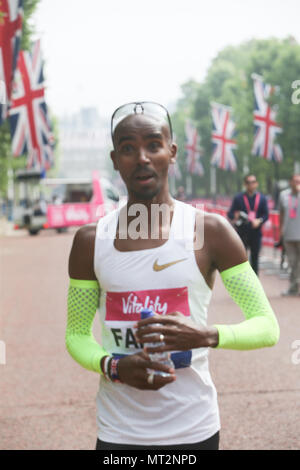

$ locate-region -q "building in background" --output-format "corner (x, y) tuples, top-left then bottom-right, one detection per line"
(58, 107), (111, 179)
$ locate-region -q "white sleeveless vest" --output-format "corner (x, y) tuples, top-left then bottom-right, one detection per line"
(94, 199), (220, 446)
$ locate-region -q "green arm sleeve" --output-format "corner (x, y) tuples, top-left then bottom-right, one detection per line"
(213, 261), (280, 350)
(65, 278), (109, 374)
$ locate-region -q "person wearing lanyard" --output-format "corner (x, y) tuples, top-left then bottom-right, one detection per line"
(227, 174), (269, 275)
(279, 174), (300, 296)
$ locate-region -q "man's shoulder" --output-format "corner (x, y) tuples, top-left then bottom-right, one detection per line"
(257, 191), (268, 203)
(74, 208), (120, 241)
(69, 223), (98, 279)
(174, 199), (200, 214)
(73, 223), (97, 248)
(177, 201), (228, 234)
(279, 188), (290, 203)
(174, 199), (190, 208)
(233, 192), (244, 200)
(198, 211), (247, 269)
(201, 211), (232, 238)
(280, 188), (290, 196)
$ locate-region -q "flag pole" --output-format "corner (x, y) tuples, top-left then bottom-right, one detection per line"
(251, 73), (264, 82)
(186, 174), (192, 197)
(273, 160), (279, 189)
(211, 101), (233, 112)
(210, 164), (217, 205)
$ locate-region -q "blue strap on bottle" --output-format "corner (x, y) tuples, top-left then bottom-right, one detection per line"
(140, 308), (154, 319)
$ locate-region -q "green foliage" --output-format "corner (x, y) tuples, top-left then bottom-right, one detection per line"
(172, 37), (300, 198)
(21, 0), (40, 50)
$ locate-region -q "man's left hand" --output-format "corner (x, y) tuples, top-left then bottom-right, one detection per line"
(134, 312), (219, 352)
(251, 218), (262, 229)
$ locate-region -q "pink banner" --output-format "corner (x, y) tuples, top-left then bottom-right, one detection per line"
(47, 202), (105, 228)
(46, 171), (107, 228)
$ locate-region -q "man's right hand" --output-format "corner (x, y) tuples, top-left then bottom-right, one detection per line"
(233, 210), (240, 221)
(117, 351), (176, 390)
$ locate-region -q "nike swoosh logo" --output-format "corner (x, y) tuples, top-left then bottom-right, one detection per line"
(153, 258), (187, 272)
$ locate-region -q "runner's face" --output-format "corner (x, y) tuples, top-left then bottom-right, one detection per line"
(111, 115), (177, 201)
(291, 175), (300, 193)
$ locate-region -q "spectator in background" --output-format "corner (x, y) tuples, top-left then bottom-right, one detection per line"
(53, 195), (63, 205)
(175, 186), (186, 201)
(33, 197), (47, 216)
(279, 174), (300, 296)
(227, 174), (269, 275)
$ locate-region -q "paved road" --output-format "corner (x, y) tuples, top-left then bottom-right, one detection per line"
(0, 228), (299, 450)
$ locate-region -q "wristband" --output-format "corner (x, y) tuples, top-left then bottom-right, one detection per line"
(109, 358), (122, 383)
(101, 355), (111, 381)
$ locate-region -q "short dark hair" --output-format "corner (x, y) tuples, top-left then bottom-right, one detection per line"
(244, 174), (257, 183)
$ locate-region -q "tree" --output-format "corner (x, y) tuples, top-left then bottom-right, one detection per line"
(171, 38), (300, 198)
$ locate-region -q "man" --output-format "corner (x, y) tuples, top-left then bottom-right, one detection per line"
(175, 185), (186, 201)
(279, 174), (300, 296)
(227, 174), (269, 275)
(66, 102), (279, 450)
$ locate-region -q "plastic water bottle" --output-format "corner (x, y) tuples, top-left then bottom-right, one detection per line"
(140, 308), (175, 377)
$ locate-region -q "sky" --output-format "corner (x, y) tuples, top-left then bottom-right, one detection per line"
(33, 0), (300, 121)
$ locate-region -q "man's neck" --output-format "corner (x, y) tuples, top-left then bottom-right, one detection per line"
(126, 191), (175, 226)
(246, 190), (257, 197)
(116, 191), (175, 244)
(127, 190), (174, 210)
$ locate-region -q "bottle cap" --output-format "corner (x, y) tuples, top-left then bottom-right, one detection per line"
(140, 308), (154, 319)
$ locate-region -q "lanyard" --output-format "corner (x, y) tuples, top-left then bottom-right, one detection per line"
(288, 194), (299, 218)
(243, 193), (260, 215)
(288, 194), (299, 211)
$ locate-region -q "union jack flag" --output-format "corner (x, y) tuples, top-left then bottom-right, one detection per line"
(9, 39), (54, 170)
(0, 0), (23, 124)
(211, 102), (237, 171)
(251, 74), (283, 162)
(185, 120), (204, 176)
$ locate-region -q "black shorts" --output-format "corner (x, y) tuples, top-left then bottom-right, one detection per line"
(95, 431), (219, 450)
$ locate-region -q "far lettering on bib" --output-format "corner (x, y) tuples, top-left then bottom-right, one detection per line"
(103, 287), (192, 363)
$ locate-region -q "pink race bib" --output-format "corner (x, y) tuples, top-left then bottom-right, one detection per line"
(248, 211), (256, 222)
(105, 286), (190, 321)
(103, 287), (191, 357)
(243, 193), (260, 221)
(288, 195), (298, 219)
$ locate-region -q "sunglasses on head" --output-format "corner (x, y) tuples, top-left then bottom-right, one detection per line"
(111, 101), (173, 142)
